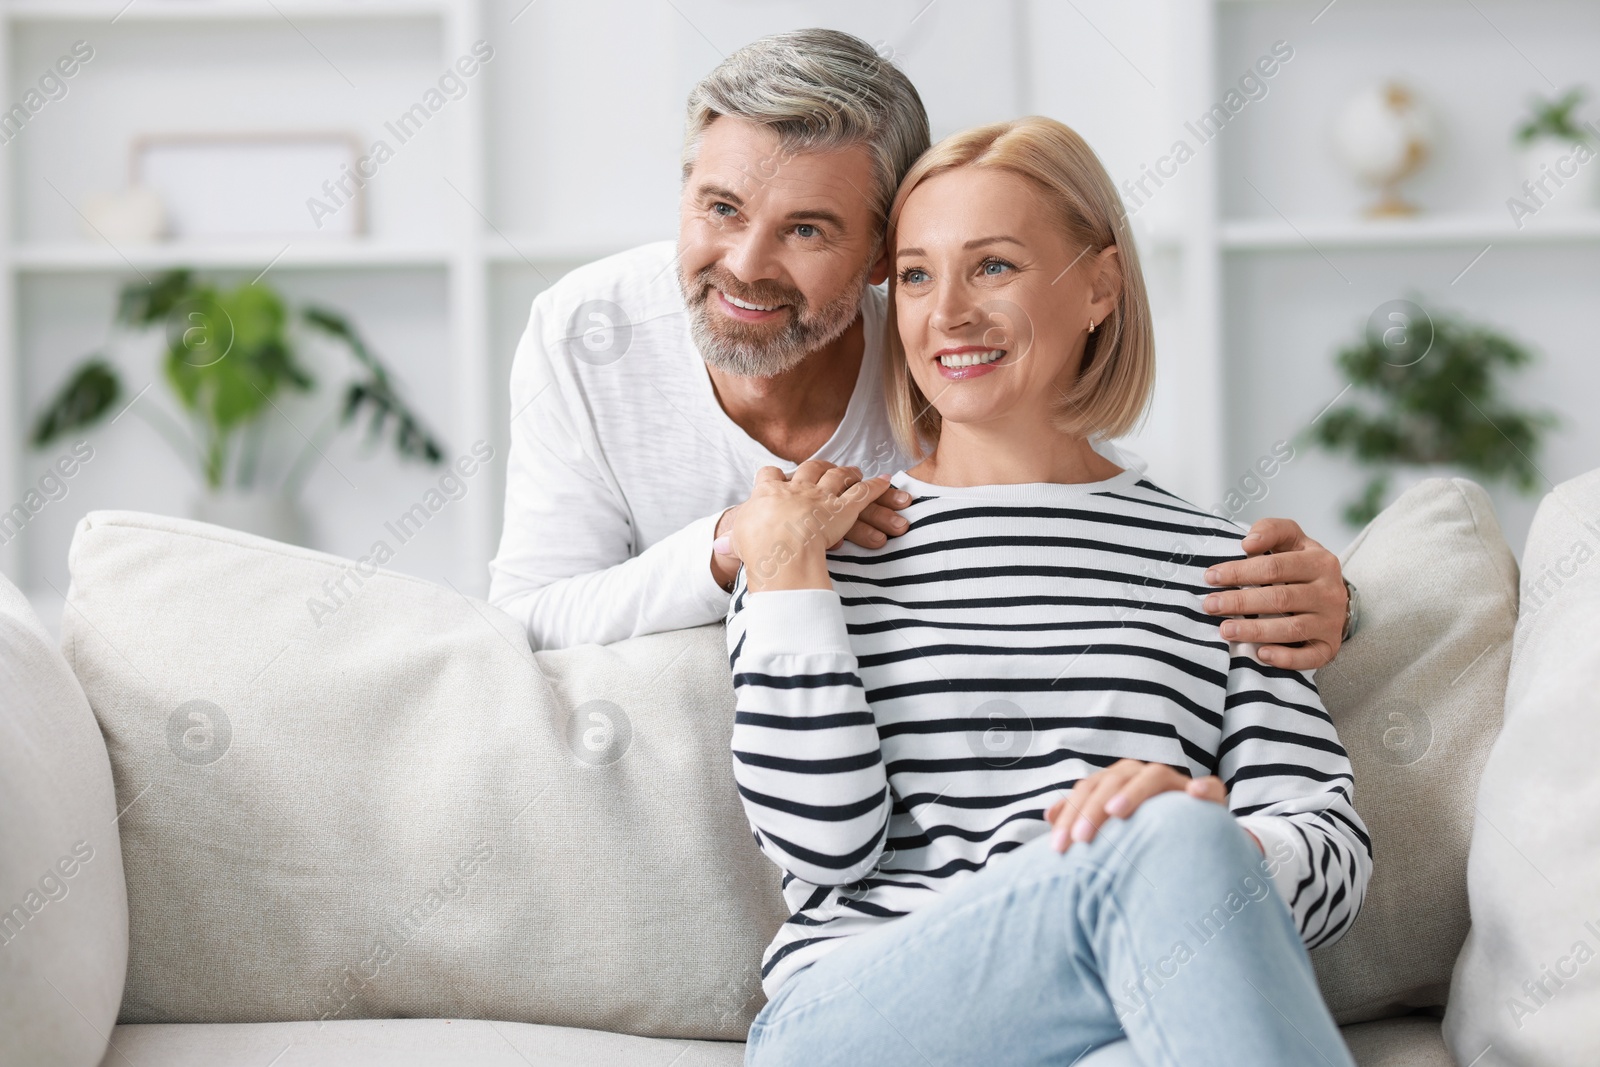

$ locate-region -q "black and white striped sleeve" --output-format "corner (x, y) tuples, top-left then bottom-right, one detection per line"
(1218, 654), (1374, 950)
(725, 575), (892, 888)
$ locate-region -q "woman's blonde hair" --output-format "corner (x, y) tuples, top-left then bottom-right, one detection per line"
(884, 116), (1155, 460)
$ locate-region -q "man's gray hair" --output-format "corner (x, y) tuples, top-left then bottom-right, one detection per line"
(682, 28), (930, 227)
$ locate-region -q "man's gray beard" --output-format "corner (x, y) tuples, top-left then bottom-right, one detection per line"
(683, 261), (871, 379)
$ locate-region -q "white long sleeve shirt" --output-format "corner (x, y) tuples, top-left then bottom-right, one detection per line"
(487, 240), (1145, 649)
(726, 469), (1373, 996)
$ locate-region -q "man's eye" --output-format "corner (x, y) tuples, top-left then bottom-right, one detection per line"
(712, 202), (737, 217)
(795, 224), (819, 238)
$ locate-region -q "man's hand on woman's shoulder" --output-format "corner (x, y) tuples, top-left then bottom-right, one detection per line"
(1201, 517), (1350, 671)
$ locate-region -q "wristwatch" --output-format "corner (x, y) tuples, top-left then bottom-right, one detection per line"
(1341, 578), (1361, 643)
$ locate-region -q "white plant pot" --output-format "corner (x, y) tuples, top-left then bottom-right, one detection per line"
(191, 490), (308, 546)
(1517, 136), (1600, 216)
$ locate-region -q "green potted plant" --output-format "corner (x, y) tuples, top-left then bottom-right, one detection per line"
(1310, 300), (1555, 527)
(30, 269), (445, 544)
(1514, 86), (1598, 217)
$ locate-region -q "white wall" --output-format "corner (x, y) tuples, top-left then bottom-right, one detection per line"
(8, 0), (1593, 619)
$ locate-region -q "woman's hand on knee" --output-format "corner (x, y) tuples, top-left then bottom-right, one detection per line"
(1045, 760), (1228, 852)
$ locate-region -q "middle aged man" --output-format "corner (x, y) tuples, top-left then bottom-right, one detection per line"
(487, 28), (1354, 664)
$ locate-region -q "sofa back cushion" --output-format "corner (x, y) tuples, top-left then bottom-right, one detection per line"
(1445, 468), (1600, 1066)
(0, 573), (127, 1067)
(61, 510), (787, 1039)
(1310, 477), (1517, 1022)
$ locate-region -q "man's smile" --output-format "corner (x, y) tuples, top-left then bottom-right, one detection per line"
(715, 289), (789, 322)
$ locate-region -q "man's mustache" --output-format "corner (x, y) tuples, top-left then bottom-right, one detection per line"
(690, 267), (805, 314)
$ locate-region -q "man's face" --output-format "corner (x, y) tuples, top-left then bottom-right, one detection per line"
(677, 115), (889, 378)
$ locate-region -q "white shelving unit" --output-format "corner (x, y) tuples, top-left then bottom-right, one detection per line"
(10, 241), (456, 270)
(1192, 0), (1600, 552)
(0, 0), (504, 620)
(1221, 212), (1600, 250)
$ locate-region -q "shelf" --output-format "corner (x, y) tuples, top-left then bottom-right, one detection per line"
(485, 236), (653, 265)
(9, 240), (455, 273)
(1220, 212), (1600, 251)
(3, 0), (456, 22)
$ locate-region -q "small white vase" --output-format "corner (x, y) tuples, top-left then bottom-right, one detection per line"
(191, 490), (308, 546)
(1517, 136), (1600, 217)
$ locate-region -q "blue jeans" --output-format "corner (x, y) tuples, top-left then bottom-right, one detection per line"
(744, 792), (1354, 1067)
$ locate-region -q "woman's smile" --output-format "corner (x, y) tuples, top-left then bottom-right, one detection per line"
(934, 344), (1008, 379)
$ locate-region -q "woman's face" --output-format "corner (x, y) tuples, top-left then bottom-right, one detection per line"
(894, 167), (1116, 434)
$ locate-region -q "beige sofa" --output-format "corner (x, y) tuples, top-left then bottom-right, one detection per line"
(3, 471), (1594, 1067)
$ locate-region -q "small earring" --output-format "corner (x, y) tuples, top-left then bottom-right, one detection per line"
(1087, 318), (1097, 334)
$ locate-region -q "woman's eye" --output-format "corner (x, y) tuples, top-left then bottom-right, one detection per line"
(899, 268), (928, 284)
(981, 259), (1014, 276)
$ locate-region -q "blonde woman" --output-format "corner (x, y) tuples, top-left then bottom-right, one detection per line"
(724, 116), (1370, 1067)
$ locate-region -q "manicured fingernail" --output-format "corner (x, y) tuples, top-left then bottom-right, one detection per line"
(1105, 794), (1129, 816)
(1203, 595), (1221, 613)
(712, 535), (732, 555)
(1204, 569), (1220, 584)
(1220, 620), (1237, 638)
(1052, 825), (1069, 852)
(1071, 817), (1094, 843)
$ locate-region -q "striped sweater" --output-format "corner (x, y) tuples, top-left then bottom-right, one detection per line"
(726, 467), (1372, 997)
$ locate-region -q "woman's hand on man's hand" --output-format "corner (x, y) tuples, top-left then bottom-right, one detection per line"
(1201, 517), (1348, 671)
(1045, 759), (1261, 855)
(733, 461), (900, 592)
(710, 462), (911, 592)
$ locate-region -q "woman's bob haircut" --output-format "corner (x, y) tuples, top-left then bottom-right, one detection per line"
(883, 116), (1155, 460)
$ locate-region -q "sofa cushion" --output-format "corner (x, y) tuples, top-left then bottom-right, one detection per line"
(1310, 478), (1517, 1023)
(96, 1019), (745, 1066)
(61, 510), (787, 1039)
(96, 1015), (1444, 1067)
(1445, 467), (1600, 1066)
(1343, 1016), (1454, 1066)
(0, 572), (127, 1067)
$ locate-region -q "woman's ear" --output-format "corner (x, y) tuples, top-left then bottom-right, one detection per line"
(1089, 245), (1122, 322)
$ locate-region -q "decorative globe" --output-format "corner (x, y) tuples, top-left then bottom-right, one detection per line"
(1332, 82), (1435, 216)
